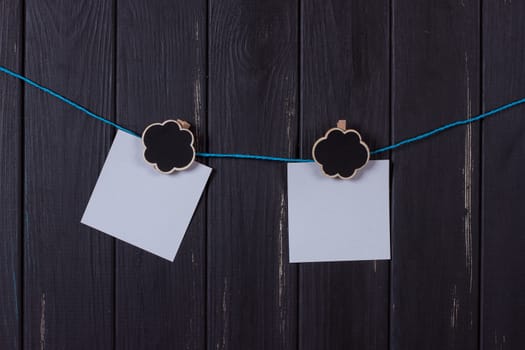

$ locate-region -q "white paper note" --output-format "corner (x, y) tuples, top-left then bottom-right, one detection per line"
(82, 130), (212, 261)
(287, 160), (390, 263)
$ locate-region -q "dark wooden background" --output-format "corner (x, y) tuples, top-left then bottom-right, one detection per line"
(1, 0), (524, 349)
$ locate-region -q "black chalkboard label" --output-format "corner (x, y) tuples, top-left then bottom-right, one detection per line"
(142, 120), (196, 174)
(312, 127), (370, 179)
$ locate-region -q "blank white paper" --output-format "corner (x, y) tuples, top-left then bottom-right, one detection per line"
(287, 160), (390, 263)
(81, 130), (212, 261)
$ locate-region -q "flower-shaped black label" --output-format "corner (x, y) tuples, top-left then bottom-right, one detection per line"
(312, 128), (370, 179)
(142, 120), (196, 174)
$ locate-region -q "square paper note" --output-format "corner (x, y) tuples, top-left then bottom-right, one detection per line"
(82, 130), (212, 261)
(287, 160), (390, 263)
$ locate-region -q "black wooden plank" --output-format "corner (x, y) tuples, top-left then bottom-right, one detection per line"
(24, 1), (115, 348)
(391, 1), (480, 349)
(115, 1), (207, 349)
(482, 2), (525, 348)
(299, 1), (390, 349)
(0, 0), (22, 348)
(207, 1), (298, 349)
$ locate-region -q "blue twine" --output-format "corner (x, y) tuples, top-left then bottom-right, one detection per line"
(0, 66), (139, 137)
(196, 152), (313, 162)
(370, 97), (525, 154)
(1, 65), (523, 162)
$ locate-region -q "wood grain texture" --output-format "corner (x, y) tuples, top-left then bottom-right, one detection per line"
(207, 0), (298, 349)
(391, 1), (480, 349)
(299, 1), (390, 349)
(0, 0), (22, 348)
(115, 0), (207, 349)
(24, 0), (115, 348)
(482, 2), (525, 349)
(1, 1), (524, 348)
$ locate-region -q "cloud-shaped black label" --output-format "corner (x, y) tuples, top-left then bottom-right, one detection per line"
(142, 120), (195, 174)
(312, 128), (370, 179)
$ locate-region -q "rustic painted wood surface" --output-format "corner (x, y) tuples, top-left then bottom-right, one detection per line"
(300, 1), (390, 349)
(391, 1), (480, 349)
(22, 0), (115, 349)
(482, 2), (525, 349)
(0, 1), (21, 349)
(207, 1), (298, 349)
(115, 1), (207, 349)
(24, 0), (115, 349)
(0, 0), (524, 349)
